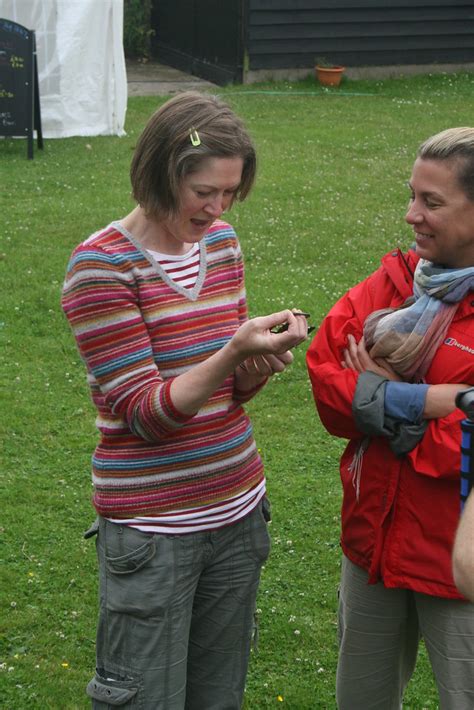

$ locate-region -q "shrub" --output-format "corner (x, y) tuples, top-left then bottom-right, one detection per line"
(123, 0), (154, 59)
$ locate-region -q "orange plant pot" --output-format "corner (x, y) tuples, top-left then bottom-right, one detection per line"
(315, 66), (345, 87)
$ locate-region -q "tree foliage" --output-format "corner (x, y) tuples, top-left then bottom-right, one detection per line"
(123, 0), (154, 59)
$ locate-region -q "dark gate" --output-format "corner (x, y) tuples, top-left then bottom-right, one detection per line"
(151, 0), (244, 85)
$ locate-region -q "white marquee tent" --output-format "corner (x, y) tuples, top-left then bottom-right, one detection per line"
(0, 0), (127, 137)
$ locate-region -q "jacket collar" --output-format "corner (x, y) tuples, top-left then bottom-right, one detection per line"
(380, 247), (419, 301)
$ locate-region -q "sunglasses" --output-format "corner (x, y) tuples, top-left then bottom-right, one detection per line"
(271, 312), (315, 335)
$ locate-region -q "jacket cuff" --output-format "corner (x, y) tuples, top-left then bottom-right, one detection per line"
(352, 371), (427, 457)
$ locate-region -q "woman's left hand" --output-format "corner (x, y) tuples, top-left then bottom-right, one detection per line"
(239, 350), (294, 378)
(342, 334), (401, 381)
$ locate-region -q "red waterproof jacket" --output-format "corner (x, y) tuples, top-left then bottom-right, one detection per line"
(307, 248), (474, 599)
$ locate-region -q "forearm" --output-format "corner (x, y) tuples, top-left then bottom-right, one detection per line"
(170, 338), (242, 415)
(423, 384), (470, 419)
(405, 383), (471, 479)
(452, 493), (474, 602)
(385, 382), (470, 422)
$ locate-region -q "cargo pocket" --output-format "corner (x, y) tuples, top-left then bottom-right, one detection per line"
(105, 537), (155, 575)
(100, 526), (177, 631)
(86, 672), (138, 707)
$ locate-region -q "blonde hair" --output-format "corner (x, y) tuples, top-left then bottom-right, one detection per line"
(418, 127), (474, 200)
(130, 92), (257, 220)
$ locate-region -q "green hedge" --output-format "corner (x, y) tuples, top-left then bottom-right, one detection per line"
(123, 0), (154, 59)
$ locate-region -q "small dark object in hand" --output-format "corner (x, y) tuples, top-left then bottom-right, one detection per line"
(271, 312), (315, 335)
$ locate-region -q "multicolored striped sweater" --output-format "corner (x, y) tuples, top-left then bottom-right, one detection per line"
(61, 220), (265, 526)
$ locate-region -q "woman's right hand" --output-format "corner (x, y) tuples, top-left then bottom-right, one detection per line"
(230, 310), (309, 361)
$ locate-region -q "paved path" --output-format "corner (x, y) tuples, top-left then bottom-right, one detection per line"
(126, 60), (217, 96)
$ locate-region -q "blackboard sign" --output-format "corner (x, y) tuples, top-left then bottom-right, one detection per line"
(0, 18), (43, 159)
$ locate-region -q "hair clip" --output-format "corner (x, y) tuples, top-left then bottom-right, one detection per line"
(189, 128), (201, 147)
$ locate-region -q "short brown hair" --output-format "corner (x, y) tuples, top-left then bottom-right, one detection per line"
(418, 127), (474, 201)
(130, 91), (257, 219)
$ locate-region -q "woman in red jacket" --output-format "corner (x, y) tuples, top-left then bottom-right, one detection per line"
(307, 127), (474, 709)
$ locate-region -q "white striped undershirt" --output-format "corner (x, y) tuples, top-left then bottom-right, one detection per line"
(147, 242), (200, 289)
(107, 480), (266, 534)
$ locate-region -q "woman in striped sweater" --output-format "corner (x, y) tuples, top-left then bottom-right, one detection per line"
(62, 92), (308, 709)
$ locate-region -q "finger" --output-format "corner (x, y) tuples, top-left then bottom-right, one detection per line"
(297, 316), (310, 338)
(356, 337), (388, 374)
(289, 310), (313, 339)
(241, 357), (256, 375)
(260, 310), (295, 332)
(346, 334), (362, 370)
(270, 328), (305, 352)
(356, 336), (372, 362)
(239, 359), (251, 374)
(266, 351), (294, 371)
(285, 311), (310, 343)
(341, 347), (356, 371)
(256, 355), (274, 375)
(244, 354), (273, 376)
(240, 355), (264, 375)
(262, 355), (286, 374)
(272, 350), (294, 366)
(253, 309), (306, 353)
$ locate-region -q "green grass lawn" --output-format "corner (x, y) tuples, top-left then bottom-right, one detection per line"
(2, 71), (473, 708)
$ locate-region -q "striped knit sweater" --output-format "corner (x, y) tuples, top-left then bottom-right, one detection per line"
(61, 220), (265, 523)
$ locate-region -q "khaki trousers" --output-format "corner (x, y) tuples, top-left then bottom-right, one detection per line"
(86, 503), (270, 709)
(337, 555), (474, 710)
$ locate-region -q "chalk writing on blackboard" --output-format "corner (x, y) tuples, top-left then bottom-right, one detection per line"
(0, 110), (14, 126)
(1, 19), (29, 39)
(10, 54), (24, 68)
(0, 17), (43, 158)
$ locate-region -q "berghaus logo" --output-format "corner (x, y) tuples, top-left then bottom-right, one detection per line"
(445, 337), (474, 355)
